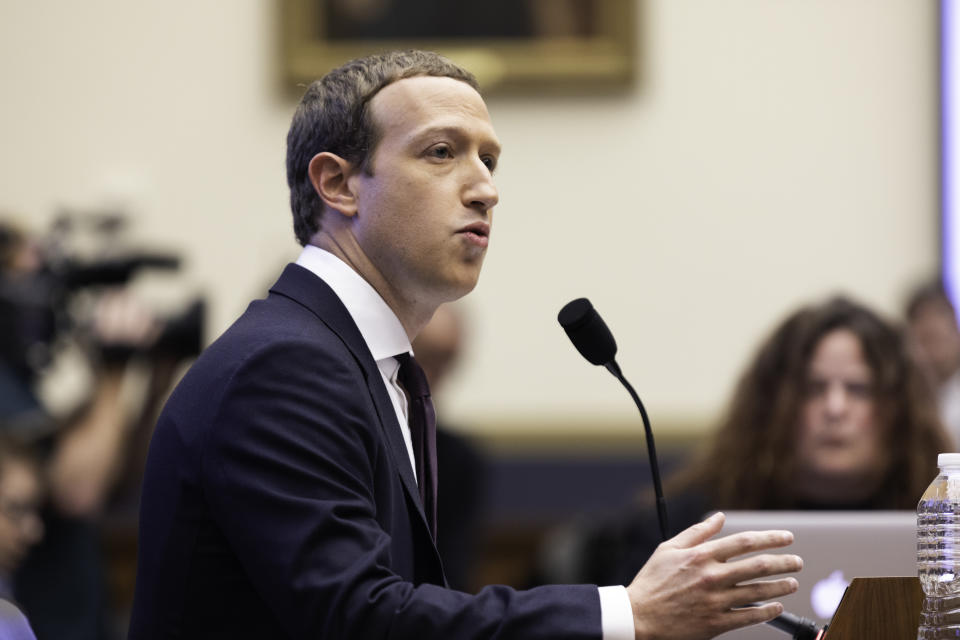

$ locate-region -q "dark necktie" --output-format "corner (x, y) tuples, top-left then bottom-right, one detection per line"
(395, 353), (438, 540)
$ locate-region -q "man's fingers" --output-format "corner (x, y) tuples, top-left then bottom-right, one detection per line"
(94, 292), (161, 346)
(701, 529), (795, 562)
(719, 553), (803, 586)
(666, 511), (726, 548)
(713, 602), (787, 635)
(718, 577), (800, 611)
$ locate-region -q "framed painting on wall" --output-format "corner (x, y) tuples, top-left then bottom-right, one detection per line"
(280, 0), (637, 93)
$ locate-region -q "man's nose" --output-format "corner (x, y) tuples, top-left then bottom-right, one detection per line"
(464, 161), (499, 211)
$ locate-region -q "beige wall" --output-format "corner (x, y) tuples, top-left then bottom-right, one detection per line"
(0, 1), (939, 436)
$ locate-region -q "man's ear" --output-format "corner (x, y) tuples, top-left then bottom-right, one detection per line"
(308, 152), (358, 217)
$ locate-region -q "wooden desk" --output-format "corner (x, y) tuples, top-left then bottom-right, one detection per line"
(823, 577), (921, 639)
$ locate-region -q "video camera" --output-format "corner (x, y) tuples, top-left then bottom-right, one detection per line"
(0, 212), (204, 382)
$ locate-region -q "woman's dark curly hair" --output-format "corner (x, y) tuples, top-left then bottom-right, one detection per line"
(675, 295), (949, 509)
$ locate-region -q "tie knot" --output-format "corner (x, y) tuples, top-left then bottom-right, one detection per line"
(395, 353), (431, 399)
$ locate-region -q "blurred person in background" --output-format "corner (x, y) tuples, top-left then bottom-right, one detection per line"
(0, 436), (42, 640)
(904, 279), (960, 446)
(541, 295), (949, 587)
(0, 436), (43, 603)
(411, 303), (488, 592)
(0, 219), (196, 639)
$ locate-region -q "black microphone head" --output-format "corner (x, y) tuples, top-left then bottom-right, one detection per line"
(557, 298), (618, 366)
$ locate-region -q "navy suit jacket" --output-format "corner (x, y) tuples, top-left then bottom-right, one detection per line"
(128, 264), (603, 639)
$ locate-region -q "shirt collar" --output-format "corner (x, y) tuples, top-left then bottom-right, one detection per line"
(295, 245), (411, 362)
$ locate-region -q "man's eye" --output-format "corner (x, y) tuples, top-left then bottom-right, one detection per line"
(428, 145), (452, 159)
(482, 155), (497, 172)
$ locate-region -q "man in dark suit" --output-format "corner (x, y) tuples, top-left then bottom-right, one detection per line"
(129, 50), (802, 639)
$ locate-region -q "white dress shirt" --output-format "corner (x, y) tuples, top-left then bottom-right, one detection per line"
(295, 245), (634, 640)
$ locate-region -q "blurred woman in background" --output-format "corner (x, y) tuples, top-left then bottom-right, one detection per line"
(542, 295), (949, 586)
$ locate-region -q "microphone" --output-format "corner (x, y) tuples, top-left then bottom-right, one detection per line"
(556, 298), (618, 367)
(765, 610), (826, 639)
(557, 298), (668, 540)
(558, 297), (828, 640)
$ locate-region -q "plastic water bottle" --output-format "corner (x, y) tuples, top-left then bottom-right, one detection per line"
(918, 453), (960, 639)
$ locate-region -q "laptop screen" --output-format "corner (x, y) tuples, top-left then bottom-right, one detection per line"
(712, 511), (915, 639)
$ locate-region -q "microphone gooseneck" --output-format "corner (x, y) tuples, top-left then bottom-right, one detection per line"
(557, 298), (668, 541)
(558, 297), (828, 640)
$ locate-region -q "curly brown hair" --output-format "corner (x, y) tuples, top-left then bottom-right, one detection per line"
(675, 295), (949, 509)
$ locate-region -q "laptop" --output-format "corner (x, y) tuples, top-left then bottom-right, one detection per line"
(712, 511), (916, 639)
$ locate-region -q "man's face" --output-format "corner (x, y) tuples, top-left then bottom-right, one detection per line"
(348, 75), (500, 306)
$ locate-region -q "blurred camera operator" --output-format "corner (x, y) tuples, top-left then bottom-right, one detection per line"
(0, 218), (198, 639)
(0, 220), (162, 515)
(45, 289), (160, 518)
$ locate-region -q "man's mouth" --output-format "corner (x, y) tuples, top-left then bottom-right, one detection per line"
(457, 222), (490, 247)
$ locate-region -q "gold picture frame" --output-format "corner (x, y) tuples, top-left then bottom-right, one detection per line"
(280, 0), (637, 93)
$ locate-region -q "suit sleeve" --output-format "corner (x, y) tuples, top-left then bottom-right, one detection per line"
(202, 337), (603, 640)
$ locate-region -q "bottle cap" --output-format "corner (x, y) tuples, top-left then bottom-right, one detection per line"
(938, 453), (960, 467)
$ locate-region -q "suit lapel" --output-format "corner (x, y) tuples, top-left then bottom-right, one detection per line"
(268, 264), (431, 535)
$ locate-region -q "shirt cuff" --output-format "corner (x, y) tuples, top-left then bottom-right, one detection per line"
(598, 585), (634, 640)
